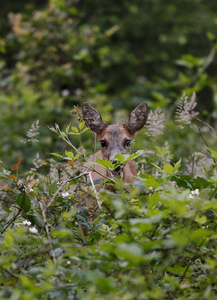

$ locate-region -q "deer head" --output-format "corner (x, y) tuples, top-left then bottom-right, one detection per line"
(82, 102), (148, 162)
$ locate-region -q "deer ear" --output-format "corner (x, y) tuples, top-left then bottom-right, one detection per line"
(124, 102), (148, 135)
(82, 102), (107, 135)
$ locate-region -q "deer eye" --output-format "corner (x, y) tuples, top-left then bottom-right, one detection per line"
(124, 140), (131, 147)
(100, 140), (107, 148)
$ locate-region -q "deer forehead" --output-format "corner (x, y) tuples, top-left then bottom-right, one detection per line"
(98, 125), (133, 142)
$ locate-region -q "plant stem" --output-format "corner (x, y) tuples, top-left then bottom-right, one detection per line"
(1, 192), (26, 234)
(194, 116), (217, 136)
(39, 201), (57, 264)
(209, 184), (217, 200)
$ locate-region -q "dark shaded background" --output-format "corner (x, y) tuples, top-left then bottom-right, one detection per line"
(1, 0), (217, 170)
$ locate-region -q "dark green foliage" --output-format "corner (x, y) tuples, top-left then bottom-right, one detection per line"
(1, 1), (217, 298)
(1, 0), (217, 169)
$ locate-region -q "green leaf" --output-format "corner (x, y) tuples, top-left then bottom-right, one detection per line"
(114, 154), (125, 162)
(171, 174), (193, 189)
(81, 127), (89, 134)
(95, 157), (113, 168)
(174, 158), (182, 172)
(49, 153), (64, 159)
(168, 264), (189, 276)
(71, 125), (79, 133)
(151, 163), (163, 172)
(207, 148), (217, 159)
(66, 124), (70, 134)
(114, 151), (144, 164)
(65, 150), (74, 159)
(3, 231), (14, 248)
(79, 121), (85, 131)
(16, 194), (31, 213)
(48, 182), (58, 195)
(84, 271), (112, 293)
(25, 213), (44, 228)
(74, 152), (84, 160)
(163, 164), (174, 175)
(192, 177), (213, 189)
(116, 242), (144, 265)
(139, 174), (162, 188)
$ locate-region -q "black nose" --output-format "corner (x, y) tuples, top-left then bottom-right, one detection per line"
(111, 160), (117, 164)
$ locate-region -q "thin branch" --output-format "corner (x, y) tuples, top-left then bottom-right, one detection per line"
(191, 154), (195, 177)
(179, 260), (191, 284)
(39, 201), (57, 264)
(87, 172), (102, 209)
(149, 223), (160, 239)
(44, 169), (114, 213)
(1, 192), (26, 234)
(44, 173), (89, 213)
(197, 126), (216, 164)
(209, 184), (217, 200)
(194, 116), (217, 136)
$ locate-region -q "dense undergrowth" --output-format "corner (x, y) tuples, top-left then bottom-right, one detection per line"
(1, 94), (217, 299)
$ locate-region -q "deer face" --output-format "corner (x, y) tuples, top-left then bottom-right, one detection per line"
(82, 102), (148, 162)
(97, 125), (133, 161)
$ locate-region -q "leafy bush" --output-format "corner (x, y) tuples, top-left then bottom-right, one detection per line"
(1, 95), (217, 299)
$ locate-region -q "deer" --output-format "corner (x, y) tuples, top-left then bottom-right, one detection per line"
(82, 102), (148, 184)
(78, 102), (148, 236)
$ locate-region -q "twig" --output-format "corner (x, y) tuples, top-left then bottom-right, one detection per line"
(87, 172), (102, 209)
(179, 260), (191, 284)
(1, 192), (26, 234)
(194, 116), (217, 136)
(39, 201), (57, 264)
(209, 184), (217, 200)
(88, 166), (130, 193)
(44, 173), (90, 213)
(2, 267), (18, 279)
(197, 126), (216, 164)
(149, 223), (160, 239)
(43, 170), (110, 213)
(191, 154), (195, 177)
(102, 202), (115, 218)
